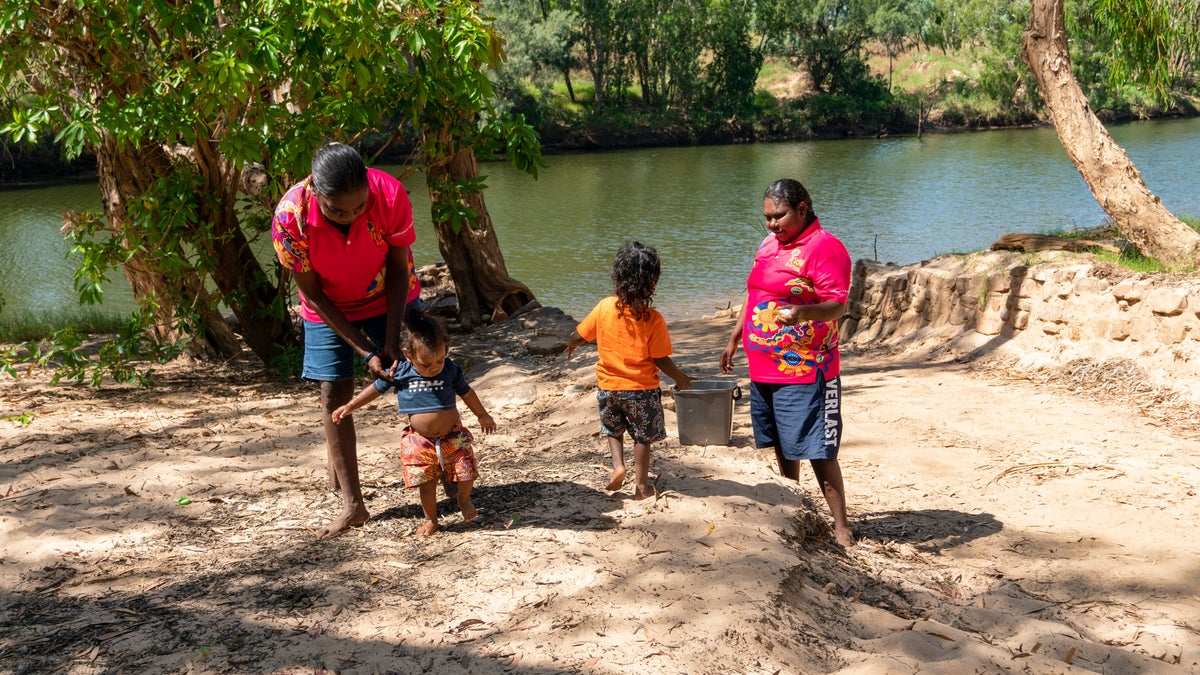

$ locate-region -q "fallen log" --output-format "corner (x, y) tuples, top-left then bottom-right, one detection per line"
(991, 233), (1122, 254)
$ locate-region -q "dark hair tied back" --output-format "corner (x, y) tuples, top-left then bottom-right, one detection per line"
(403, 306), (449, 354)
(763, 178), (815, 222)
(311, 142), (368, 197)
(611, 241), (660, 321)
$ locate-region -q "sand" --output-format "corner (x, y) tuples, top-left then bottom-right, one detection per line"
(2, 308), (1198, 674)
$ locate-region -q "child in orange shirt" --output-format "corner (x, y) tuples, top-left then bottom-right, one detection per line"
(567, 242), (692, 499)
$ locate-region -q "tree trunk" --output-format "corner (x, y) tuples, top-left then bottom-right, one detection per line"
(1020, 0), (1200, 269)
(189, 138), (297, 363)
(95, 136), (241, 359)
(425, 143), (536, 330)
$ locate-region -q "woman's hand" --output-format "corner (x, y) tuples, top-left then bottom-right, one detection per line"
(365, 351), (392, 380)
(719, 341), (738, 374)
(778, 305), (800, 325)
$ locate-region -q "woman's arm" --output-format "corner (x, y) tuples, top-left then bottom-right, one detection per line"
(383, 244), (412, 367)
(719, 302), (747, 374)
(782, 300), (846, 325)
(292, 268), (378, 360)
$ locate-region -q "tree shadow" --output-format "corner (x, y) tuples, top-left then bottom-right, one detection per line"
(370, 479), (620, 534)
(853, 508), (1004, 552)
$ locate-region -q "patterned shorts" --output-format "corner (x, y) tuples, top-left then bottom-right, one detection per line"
(598, 388), (666, 444)
(399, 422), (479, 488)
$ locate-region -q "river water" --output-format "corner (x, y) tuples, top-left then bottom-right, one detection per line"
(2, 118), (1198, 322)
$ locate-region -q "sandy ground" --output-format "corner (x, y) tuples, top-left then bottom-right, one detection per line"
(2, 308), (1199, 674)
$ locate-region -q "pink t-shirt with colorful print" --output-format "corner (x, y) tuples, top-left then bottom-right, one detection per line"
(741, 219), (851, 384)
(272, 168), (421, 323)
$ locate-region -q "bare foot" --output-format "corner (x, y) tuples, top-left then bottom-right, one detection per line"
(315, 504), (370, 541)
(416, 519), (440, 536)
(632, 485), (652, 500)
(833, 527), (855, 548)
(606, 466), (627, 491)
(459, 497), (477, 523)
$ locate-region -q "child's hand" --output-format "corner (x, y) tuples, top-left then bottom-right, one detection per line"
(675, 373), (693, 391)
(331, 406), (351, 424)
(477, 413), (497, 433)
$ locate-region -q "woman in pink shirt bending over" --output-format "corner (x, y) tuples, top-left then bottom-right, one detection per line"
(272, 142), (422, 540)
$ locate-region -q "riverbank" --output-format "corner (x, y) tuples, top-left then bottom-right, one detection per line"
(3, 254), (1199, 672)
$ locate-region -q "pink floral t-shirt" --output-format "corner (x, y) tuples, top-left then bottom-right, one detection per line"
(272, 168), (420, 323)
(741, 219), (851, 384)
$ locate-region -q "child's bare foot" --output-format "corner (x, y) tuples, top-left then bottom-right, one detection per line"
(606, 466), (627, 491)
(632, 484), (652, 500)
(315, 504), (370, 540)
(416, 519), (440, 536)
(459, 497), (477, 523)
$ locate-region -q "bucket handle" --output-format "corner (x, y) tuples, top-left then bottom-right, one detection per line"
(671, 383), (742, 399)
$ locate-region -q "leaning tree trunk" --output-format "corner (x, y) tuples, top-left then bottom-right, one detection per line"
(425, 144), (536, 329)
(1020, 0), (1200, 269)
(95, 135), (241, 359)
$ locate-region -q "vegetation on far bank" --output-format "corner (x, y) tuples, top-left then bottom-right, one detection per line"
(6, 0), (1200, 182)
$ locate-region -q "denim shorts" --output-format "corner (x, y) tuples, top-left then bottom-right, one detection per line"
(301, 314), (388, 382)
(598, 388), (666, 444)
(300, 299), (422, 382)
(750, 373), (842, 460)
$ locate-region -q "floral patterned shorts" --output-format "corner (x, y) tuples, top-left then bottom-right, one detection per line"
(399, 422), (479, 487)
(597, 388), (666, 444)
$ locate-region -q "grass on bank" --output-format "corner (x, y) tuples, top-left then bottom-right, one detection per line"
(0, 308), (126, 344)
(1053, 215), (1200, 273)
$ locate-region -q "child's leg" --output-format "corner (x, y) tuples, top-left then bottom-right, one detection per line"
(606, 434), (627, 491)
(416, 481), (440, 536)
(631, 441), (652, 500)
(442, 473), (459, 499)
(456, 479), (476, 523)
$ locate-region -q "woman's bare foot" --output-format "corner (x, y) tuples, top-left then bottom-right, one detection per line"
(606, 466), (627, 491)
(416, 519), (440, 536)
(833, 526), (855, 548)
(459, 496), (477, 523)
(315, 503), (370, 540)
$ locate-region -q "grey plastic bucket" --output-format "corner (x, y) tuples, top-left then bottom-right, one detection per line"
(675, 380), (741, 446)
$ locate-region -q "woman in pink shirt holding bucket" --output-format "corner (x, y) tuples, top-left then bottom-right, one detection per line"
(720, 178), (854, 547)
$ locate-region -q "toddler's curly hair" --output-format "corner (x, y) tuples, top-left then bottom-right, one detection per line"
(611, 241), (660, 321)
(403, 306), (450, 354)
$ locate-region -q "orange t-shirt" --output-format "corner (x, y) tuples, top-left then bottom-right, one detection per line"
(576, 296), (673, 391)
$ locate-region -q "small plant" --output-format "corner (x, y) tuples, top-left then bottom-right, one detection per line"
(3, 412), (34, 425)
(1093, 249), (1168, 273)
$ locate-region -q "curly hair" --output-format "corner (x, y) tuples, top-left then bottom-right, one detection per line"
(402, 306), (450, 355)
(611, 241), (660, 321)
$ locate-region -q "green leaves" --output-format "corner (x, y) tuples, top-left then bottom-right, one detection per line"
(1, 0), (544, 383)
